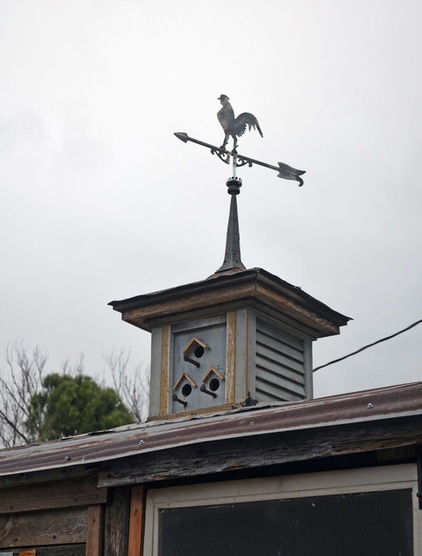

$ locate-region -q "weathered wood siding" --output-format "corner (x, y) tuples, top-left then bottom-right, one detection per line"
(103, 486), (131, 556)
(0, 475), (109, 555)
(0, 545), (86, 555)
(0, 477), (107, 515)
(0, 507), (87, 548)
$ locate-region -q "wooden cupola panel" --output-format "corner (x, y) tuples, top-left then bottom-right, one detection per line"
(110, 267), (350, 419)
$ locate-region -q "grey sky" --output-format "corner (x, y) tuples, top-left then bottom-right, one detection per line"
(0, 1), (421, 398)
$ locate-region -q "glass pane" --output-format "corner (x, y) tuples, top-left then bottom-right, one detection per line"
(159, 489), (413, 556)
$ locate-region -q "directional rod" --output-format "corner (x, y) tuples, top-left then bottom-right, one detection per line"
(174, 132), (305, 187)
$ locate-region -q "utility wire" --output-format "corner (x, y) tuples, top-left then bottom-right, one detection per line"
(313, 319), (422, 373)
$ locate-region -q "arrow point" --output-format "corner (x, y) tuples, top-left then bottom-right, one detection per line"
(174, 132), (189, 143)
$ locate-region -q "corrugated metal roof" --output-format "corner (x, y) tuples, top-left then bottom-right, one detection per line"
(1, 381), (421, 478)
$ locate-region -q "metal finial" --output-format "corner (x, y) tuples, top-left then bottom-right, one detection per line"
(214, 177), (246, 275)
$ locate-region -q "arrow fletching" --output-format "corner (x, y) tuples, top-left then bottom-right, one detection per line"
(278, 161), (306, 187)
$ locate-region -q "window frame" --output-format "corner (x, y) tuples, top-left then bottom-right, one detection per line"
(143, 463), (421, 556)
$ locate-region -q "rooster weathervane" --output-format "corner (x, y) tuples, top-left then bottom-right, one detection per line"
(175, 94), (305, 186)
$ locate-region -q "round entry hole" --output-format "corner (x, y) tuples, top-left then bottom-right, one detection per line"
(194, 345), (205, 358)
(209, 378), (220, 392)
(182, 383), (192, 397)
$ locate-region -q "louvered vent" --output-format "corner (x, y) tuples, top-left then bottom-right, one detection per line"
(255, 318), (308, 402)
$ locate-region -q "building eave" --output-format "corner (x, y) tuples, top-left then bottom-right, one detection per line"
(109, 267), (351, 338)
(0, 381), (421, 482)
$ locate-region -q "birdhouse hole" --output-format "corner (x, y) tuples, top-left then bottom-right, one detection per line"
(182, 383), (192, 397)
(209, 378), (220, 392)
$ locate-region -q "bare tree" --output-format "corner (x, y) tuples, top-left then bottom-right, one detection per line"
(104, 348), (149, 423)
(60, 354), (85, 376)
(0, 344), (149, 449)
(0, 341), (47, 447)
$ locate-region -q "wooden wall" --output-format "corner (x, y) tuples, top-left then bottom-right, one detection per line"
(0, 475), (145, 556)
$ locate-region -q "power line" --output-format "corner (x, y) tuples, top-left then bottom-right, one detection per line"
(313, 319), (422, 373)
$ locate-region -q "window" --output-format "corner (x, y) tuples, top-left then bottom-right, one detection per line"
(144, 464), (420, 556)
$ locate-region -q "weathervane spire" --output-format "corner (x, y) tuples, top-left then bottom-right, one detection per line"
(214, 177), (246, 275)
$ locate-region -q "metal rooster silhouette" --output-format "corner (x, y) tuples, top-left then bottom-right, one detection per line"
(174, 94), (305, 186)
(217, 94), (263, 150)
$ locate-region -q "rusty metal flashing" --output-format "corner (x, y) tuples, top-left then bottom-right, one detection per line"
(0, 382), (421, 480)
(109, 267), (350, 337)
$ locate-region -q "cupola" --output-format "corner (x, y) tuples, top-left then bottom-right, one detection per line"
(110, 175), (350, 420)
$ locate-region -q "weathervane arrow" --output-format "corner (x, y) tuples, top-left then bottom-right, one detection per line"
(174, 132), (305, 187)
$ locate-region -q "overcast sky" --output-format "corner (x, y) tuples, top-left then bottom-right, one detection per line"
(1, 0), (421, 401)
